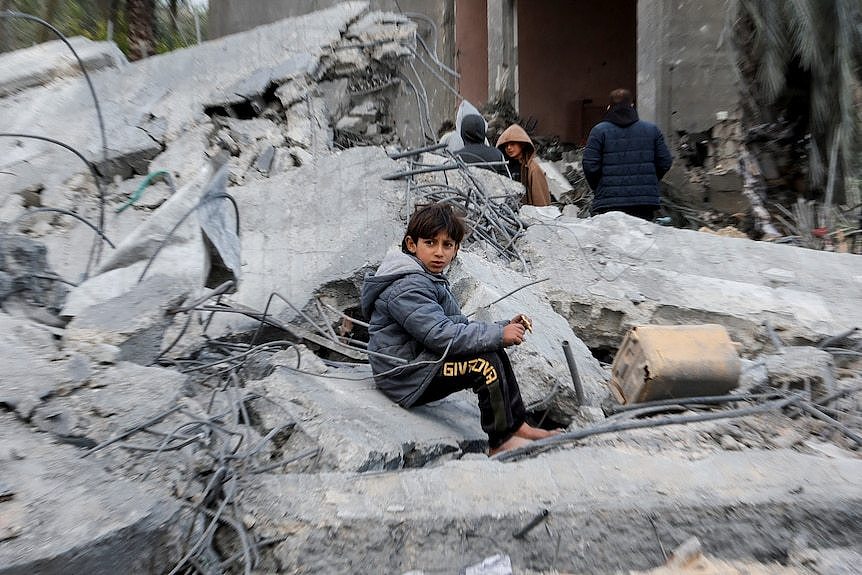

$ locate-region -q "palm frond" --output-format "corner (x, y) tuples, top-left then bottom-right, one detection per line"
(808, 134), (826, 187)
(788, 0), (826, 70)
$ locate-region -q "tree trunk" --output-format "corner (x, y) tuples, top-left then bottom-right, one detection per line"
(168, 0), (178, 50)
(0, 0), (11, 53)
(38, 0), (61, 42)
(95, 0), (118, 41)
(127, 0), (155, 61)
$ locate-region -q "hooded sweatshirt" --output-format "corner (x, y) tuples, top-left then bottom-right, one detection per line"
(360, 251), (503, 407)
(455, 114), (508, 175)
(495, 124), (551, 207)
(582, 103), (673, 213)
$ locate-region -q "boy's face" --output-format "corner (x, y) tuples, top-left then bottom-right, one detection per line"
(405, 230), (459, 274)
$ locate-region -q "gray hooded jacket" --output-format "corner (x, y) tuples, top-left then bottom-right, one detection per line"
(359, 251), (504, 407)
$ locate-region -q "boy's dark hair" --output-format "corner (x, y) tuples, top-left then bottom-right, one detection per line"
(401, 202), (466, 253)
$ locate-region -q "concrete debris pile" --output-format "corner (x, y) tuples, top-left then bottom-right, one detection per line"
(1, 4), (861, 575)
(667, 115), (862, 253)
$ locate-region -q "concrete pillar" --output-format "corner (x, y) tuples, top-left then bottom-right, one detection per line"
(638, 0), (740, 146)
(487, 0), (516, 104)
(636, 0), (670, 132)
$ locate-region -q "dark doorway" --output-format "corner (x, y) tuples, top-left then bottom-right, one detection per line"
(516, 0), (636, 145)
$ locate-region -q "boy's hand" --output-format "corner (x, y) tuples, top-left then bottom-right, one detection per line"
(502, 322), (526, 346)
(510, 314), (533, 333)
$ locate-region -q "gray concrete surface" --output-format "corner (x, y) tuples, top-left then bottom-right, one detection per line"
(0, 36), (126, 98)
(250, 348), (486, 471)
(0, 5), (859, 574)
(213, 146), (405, 335)
(0, 414), (186, 575)
(209, 0), (458, 147)
(0, 2), (366, 198)
(449, 250), (608, 414)
(637, 0), (740, 140)
(242, 447), (862, 574)
(521, 211), (862, 353)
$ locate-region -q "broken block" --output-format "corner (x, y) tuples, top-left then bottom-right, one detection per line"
(610, 324), (741, 404)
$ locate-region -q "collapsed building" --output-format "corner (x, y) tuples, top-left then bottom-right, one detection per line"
(209, 0), (862, 250)
(0, 3), (861, 575)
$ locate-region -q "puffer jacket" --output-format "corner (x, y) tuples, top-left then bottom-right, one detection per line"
(582, 104), (673, 213)
(359, 251), (503, 407)
(495, 124), (551, 207)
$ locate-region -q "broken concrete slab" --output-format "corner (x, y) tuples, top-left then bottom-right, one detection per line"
(0, 36), (127, 98)
(760, 346), (836, 395)
(241, 447), (862, 574)
(63, 274), (190, 365)
(249, 346), (485, 472)
(521, 211), (862, 353)
(29, 361), (187, 452)
(96, 160), (226, 276)
(208, 146), (405, 335)
(216, 52), (321, 108)
(0, 414), (186, 575)
(0, 313), (71, 420)
(284, 96), (332, 151)
(61, 160), (232, 319)
(536, 158), (573, 203)
(346, 11), (416, 62)
(2, 177), (150, 287)
(448, 250), (609, 416)
(0, 2), (369, 197)
(0, 336), (65, 420)
(0, 234), (68, 313)
(211, 116), (290, 183)
(140, 122), (214, 191)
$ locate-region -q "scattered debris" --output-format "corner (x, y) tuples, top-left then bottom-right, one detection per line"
(0, 4), (859, 575)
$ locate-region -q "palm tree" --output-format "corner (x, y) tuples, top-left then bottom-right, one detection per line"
(731, 0), (862, 201)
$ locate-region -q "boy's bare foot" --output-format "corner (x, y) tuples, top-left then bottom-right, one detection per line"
(514, 422), (563, 440)
(489, 435), (532, 457)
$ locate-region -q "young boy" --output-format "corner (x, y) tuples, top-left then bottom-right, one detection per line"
(360, 202), (556, 455)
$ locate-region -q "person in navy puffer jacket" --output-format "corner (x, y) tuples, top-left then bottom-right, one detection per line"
(582, 88), (673, 220)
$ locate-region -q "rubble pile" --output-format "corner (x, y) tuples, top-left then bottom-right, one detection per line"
(667, 116), (862, 253)
(0, 4), (861, 575)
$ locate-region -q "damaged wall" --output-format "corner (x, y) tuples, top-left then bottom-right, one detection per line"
(637, 0), (740, 141)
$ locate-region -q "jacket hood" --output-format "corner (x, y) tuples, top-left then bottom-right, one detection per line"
(360, 251), (442, 318)
(460, 114), (488, 144)
(603, 103), (639, 127)
(496, 124), (535, 156)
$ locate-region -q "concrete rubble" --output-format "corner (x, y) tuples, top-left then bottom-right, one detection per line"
(0, 3), (860, 575)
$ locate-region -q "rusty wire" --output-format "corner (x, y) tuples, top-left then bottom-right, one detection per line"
(496, 393), (806, 462)
(73, 283), (324, 574)
(386, 148), (530, 267)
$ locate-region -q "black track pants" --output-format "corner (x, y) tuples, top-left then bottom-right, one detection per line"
(413, 350), (527, 449)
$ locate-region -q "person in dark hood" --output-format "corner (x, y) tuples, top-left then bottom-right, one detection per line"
(454, 114), (509, 176)
(496, 124), (551, 206)
(360, 202), (560, 455)
(582, 88), (673, 220)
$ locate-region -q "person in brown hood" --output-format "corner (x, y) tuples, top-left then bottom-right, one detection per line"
(496, 124), (551, 207)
